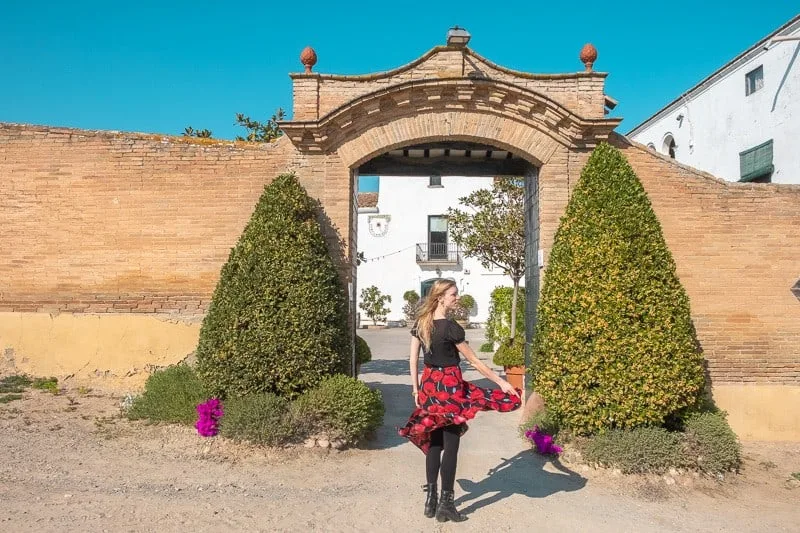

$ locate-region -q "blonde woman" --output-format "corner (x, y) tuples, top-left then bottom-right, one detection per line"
(398, 279), (521, 522)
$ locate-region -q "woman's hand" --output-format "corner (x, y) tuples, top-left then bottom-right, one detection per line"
(499, 380), (520, 397)
(413, 390), (421, 408)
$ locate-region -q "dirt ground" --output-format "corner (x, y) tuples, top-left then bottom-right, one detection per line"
(1, 329), (799, 532)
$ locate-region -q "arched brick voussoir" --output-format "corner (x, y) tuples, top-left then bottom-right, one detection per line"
(336, 112), (561, 170)
(279, 78), (620, 168)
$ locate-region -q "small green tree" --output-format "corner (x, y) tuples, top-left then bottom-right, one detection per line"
(402, 290), (420, 323)
(359, 286), (391, 325)
(448, 178), (525, 338)
(183, 126), (212, 138)
(196, 173), (350, 399)
(532, 142), (705, 434)
(485, 286), (526, 344)
(235, 108), (285, 142)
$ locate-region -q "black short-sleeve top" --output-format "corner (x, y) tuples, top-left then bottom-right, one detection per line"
(411, 318), (466, 368)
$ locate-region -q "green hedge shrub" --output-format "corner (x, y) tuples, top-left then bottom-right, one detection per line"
(196, 173), (350, 399)
(683, 411), (741, 473)
(219, 393), (294, 446)
(492, 335), (525, 367)
(356, 335), (372, 366)
(582, 427), (686, 474)
(293, 375), (384, 442)
(532, 143), (705, 434)
(485, 286), (525, 343)
(479, 342), (494, 353)
(127, 364), (209, 424)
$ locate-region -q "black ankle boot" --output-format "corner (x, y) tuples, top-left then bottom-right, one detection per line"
(436, 489), (466, 522)
(423, 483), (437, 518)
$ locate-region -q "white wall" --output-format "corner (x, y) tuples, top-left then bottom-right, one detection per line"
(356, 175), (519, 325)
(630, 32), (799, 184)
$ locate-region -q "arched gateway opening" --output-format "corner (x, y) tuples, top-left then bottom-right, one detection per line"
(352, 140), (540, 374)
(279, 40), (621, 376)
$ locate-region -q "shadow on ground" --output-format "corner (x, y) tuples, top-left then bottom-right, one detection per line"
(456, 452), (587, 512)
(359, 359), (410, 376)
(360, 382), (413, 450)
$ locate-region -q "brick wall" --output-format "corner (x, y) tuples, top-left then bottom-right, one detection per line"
(0, 123), (294, 317)
(611, 134), (800, 384)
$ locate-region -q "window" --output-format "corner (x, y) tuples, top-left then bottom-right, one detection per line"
(745, 66), (764, 96)
(428, 215), (449, 260)
(429, 174), (442, 187)
(662, 134), (677, 159)
(646, 143), (656, 151)
(739, 139), (773, 183)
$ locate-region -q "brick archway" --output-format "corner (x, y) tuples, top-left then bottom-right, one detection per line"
(281, 77), (620, 170)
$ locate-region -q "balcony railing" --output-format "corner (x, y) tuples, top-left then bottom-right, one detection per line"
(416, 242), (461, 264)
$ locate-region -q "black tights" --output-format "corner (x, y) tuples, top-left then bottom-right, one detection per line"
(426, 425), (462, 491)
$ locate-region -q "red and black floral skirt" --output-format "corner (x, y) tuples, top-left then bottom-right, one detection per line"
(398, 365), (522, 455)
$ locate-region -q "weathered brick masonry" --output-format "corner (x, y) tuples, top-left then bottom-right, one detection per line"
(0, 125), (293, 315)
(1, 44), (798, 436)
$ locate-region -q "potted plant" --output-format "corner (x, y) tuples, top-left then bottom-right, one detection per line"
(492, 336), (525, 390)
(359, 286), (391, 328)
(355, 335), (372, 375)
(402, 290), (420, 326)
(451, 294), (475, 328)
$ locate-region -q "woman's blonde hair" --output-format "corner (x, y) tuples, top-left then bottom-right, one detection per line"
(416, 279), (457, 350)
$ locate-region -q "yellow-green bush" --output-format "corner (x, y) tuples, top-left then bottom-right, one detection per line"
(485, 286), (525, 344)
(492, 335), (525, 367)
(531, 143), (705, 434)
(196, 173), (350, 399)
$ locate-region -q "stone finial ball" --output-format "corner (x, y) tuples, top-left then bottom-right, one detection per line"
(579, 43), (598, 72)
(300, 46), (318, 73)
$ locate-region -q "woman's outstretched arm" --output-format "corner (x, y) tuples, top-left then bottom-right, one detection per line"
(457, 342), (519, 396)
(409, 336), (422, 407)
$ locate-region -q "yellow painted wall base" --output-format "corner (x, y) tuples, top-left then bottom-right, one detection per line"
(1, 312), (799, 441)
(712, 384), (800, 441)
(0, 312), (200, 392)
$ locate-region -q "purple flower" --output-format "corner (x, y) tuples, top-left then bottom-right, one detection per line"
(525, 425), (562, 455)
(195, 398), (224, 437)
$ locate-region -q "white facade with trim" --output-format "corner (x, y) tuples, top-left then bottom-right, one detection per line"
(628, 15), (800, 184)
(356, 175), (519, 326)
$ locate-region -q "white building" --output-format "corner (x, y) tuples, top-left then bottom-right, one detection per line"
(628, 15), (799, 184)
(356, 175), (518, 325)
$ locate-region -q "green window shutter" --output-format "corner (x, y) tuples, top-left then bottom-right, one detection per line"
(739, 140), (774, 182)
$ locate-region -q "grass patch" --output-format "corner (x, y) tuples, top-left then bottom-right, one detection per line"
(0, 375), (32, 393)
(0, 393), (24, 404)
(126, 364), (210, 425)
(31, 377), (59, 394)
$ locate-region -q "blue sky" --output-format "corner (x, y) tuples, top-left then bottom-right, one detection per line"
(1, 1), (796, 193)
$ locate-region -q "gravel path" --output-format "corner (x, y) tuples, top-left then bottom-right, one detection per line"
(1, 327), (798, 532)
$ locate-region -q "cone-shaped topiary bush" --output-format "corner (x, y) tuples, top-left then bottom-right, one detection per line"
(531, 142), (705, 434)
(196, 173), (350, 399)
